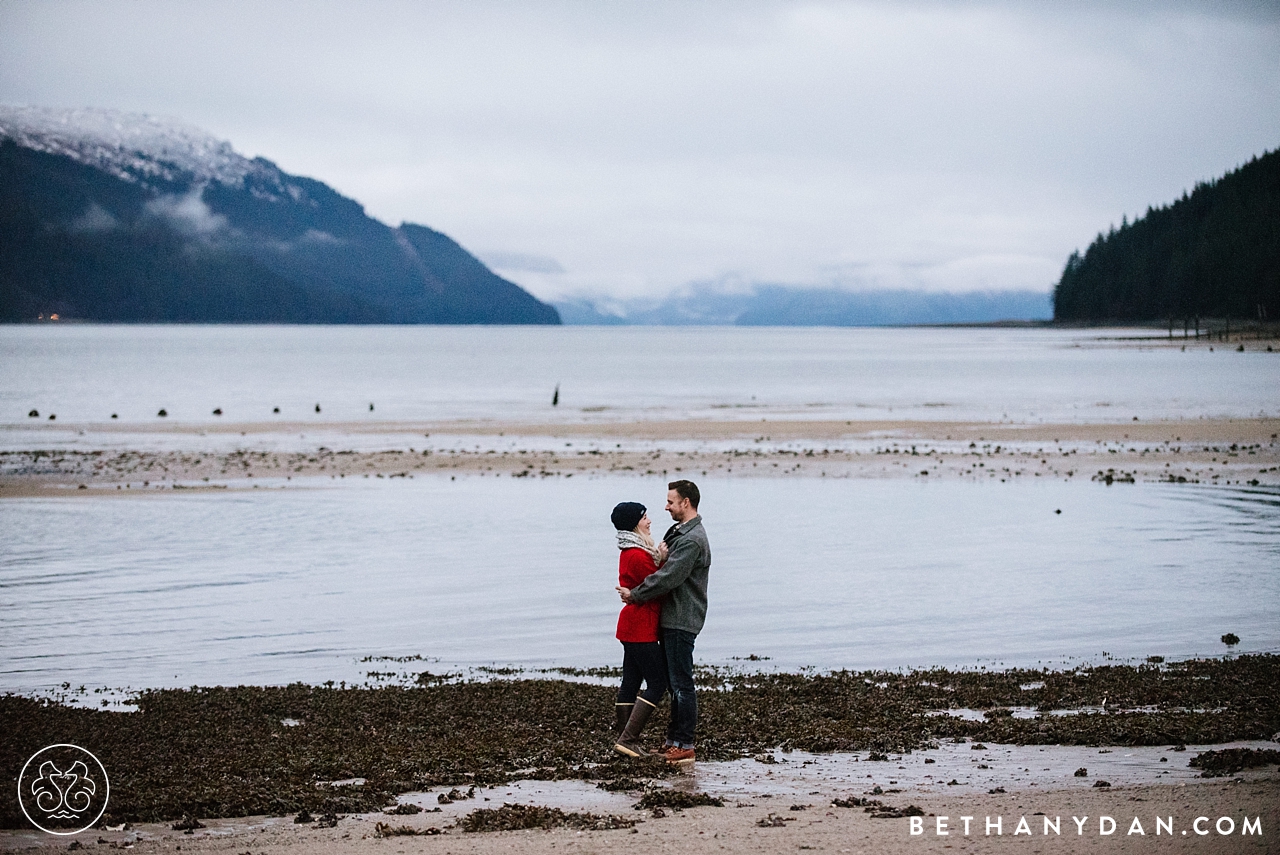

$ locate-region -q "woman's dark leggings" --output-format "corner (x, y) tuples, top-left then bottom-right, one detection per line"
(617, 641), (667, 706)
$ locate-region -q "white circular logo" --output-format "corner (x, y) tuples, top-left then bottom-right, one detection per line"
(17, 744), (110, 835)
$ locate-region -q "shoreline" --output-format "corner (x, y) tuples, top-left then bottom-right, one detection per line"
(2, 416), (1277, 496)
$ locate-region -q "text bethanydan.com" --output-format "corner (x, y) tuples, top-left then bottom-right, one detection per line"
(910, 814), (1261, 838)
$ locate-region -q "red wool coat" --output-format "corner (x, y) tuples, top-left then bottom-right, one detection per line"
(616, 548), (663, 642)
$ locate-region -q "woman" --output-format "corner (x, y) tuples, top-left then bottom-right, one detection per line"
(610, 501), (668, 757)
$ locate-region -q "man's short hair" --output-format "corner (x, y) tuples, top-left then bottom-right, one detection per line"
(668, 479), (700, 509)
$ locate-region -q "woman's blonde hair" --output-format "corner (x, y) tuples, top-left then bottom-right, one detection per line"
(633, 528), (657, 552)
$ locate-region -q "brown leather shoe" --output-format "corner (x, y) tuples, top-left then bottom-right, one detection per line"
(664, 747), (695, 766)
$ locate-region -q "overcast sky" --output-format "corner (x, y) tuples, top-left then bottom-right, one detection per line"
(2, 1), (1278, 301)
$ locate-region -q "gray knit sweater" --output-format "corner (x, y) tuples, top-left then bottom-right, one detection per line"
(628, 515), (711, 635)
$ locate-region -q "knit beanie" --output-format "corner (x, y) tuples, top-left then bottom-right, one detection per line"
(611, 501), (646, 531)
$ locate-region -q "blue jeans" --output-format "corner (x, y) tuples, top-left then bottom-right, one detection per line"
(661, 628), (697, 748)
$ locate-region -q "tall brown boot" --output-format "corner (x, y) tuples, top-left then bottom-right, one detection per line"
(614, 697), (657, 757)
(614, 703), (634, 737)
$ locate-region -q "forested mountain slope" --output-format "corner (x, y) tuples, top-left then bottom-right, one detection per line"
(0, 107), (559, 324)
(1053, 149), (1279, 322)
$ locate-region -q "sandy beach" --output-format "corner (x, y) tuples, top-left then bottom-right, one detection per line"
(2, 417), (1277, 497)
(2, 777), (1276, 853)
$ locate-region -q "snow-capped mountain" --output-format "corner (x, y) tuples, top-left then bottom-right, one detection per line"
(0, 106), (296, 197)
(0, 106), (559, 324)
(1, 106), (259, 187)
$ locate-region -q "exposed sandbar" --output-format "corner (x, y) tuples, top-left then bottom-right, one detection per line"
(2, 417), (1276, 496)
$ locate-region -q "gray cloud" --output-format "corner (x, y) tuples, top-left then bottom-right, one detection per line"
(143, 187), (227, 236)
(70, 202), (118, 233)
(1, 1), (1277, 299)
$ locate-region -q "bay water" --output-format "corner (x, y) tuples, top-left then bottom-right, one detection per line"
(1, 326), (1278, 694)
(2, 324), (1277, 430)
(2, 473), (1276, 694)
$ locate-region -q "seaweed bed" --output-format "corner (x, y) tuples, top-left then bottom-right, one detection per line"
(633, 789), (724, 810)
(2, 655), (1277, 828)
(458, 803), (637, 832)
(1188, 747), (1280, 777)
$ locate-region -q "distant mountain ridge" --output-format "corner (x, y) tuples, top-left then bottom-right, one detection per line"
(556, 286), (1052, 326)
(1053, 147), (1279, 322)
(0, 106), (560, 324)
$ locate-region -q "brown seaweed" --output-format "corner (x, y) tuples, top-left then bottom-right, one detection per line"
(2, 654), (1276, 829)
(459, 803), (636, 832)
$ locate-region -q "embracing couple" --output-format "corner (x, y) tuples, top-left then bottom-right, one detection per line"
(609, 479), (710, 767)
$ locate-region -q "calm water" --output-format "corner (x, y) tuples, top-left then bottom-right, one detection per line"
(2, 325), (1277, 431)
(2, 475), (1277, 693)
(3, 326), (1278, 694)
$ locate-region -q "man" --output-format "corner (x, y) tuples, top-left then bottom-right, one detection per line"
(616, 479), (710, 766)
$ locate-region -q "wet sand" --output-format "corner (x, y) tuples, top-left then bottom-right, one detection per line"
(2, 417), (1277, 496)
(2, 777), (1276, 853)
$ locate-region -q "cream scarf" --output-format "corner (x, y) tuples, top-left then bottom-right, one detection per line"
(616, 529), (661, 564)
